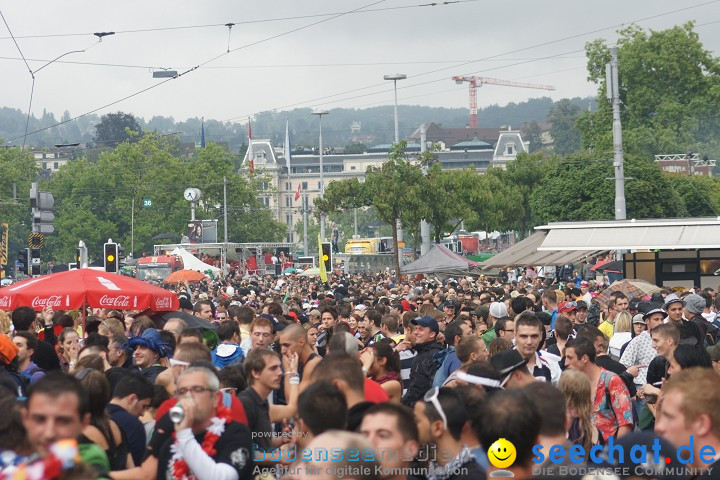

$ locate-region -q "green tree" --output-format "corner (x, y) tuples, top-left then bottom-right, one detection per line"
(547, 99), (582, 154)
(344, 143), (366, 154)
(43, 134), (284, 262)
(577, 23), (720, 159)
(530, 151), (684, 224)
(0, 147), (37, 275)
(94, 112), (143, 146)
(316, 142), (425, 274)
(664, 174), (720, 217)
(521, 121), (544, 153)
(488, 152), (554, 238)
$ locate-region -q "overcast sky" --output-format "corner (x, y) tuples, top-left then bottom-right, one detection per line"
(1, 0), (718, 128)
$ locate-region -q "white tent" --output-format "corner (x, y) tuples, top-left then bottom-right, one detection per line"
(170, 247), (222, 274)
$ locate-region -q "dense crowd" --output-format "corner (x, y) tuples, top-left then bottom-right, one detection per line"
(0, 268), (719, 480)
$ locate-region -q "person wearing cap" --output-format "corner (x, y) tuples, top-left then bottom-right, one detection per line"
(127, 328), (172, 383)
(480, 302), (509, 346)
(685, 293), (719, 345)
(442, 301), (457, 326)
(490, 349), (534, 389)
(620, 305), (666, 390)
(655, 368), (720, 476)
(580, 281), (592, 305)
(664, 293), (706, 347)
(558, 301), (578, 324)
(574, 300), (589, 327)
(402, 316), (443, 406)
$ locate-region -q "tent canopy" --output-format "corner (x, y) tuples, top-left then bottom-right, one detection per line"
(401, 245), (479, 275)
(170, 247), (221, 274)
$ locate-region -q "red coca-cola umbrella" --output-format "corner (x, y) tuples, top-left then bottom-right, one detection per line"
(0, 269), (178, 311)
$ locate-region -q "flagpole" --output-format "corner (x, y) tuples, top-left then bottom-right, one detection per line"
(285, 118), (292, 244)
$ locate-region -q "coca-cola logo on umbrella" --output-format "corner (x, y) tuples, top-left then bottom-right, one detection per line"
(31, 295), (64, 309)
(0, 296), (10, 308)
(99, 295), (131, 308)
(155, 297), (172, 310)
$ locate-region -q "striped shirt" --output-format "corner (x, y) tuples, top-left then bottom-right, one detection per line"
(399, 349), (418, 396)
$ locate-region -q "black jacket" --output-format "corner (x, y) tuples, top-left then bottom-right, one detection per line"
(402, 341), (443, 406)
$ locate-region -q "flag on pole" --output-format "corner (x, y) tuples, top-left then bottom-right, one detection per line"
(200, 118), (206, 148)
(284, 118), (291, 172)
(318, 233), (327, 283)
(246, 118), (255, 174)
(294, 183), (301, 201)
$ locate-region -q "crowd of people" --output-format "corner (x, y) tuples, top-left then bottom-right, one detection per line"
(0, 268), (719, 480)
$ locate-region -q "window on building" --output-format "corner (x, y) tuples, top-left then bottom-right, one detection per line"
(285, 182), (292, 191)
(505, 143), (515, 155)
(286, 197), (293, 207)
(317, 182), (321, 190)
(54, 162), (59, 170)
(42, 162), (47, 170)
(350, 166), (356, 170)
(302, 182), (308, 190)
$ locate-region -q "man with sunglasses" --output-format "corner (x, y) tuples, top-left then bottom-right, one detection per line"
(413, 387), (485, 479)
(112, 366), (253, 480)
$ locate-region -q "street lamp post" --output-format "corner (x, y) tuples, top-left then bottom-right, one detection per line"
(384, 74), (407, 245)
(312, 110), (329, 241)
(384, 74), (406, 144)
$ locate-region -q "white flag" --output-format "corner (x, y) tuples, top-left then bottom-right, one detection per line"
(284, 118), (291, 172)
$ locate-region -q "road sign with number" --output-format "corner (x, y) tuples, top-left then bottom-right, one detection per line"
(143, 198), (152, 208)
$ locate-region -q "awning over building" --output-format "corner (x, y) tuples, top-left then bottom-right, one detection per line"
(479, 217), (720, 268)
(537, 218), (720, 251)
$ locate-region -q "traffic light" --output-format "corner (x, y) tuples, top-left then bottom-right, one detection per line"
(29, 182), (55, 234)
(30, 248), (41, 276)
(76, 241), (88, 269)
(104, 240), (118, 273)
(17, 249), (29, 275)
(321, 242), (332, 272)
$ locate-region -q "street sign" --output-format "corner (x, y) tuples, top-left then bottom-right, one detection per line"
(29, 233), (45, 248)
(143, 198), (152, 208)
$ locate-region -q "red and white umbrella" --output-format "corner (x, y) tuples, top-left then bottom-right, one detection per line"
(0, 269), (178, 311)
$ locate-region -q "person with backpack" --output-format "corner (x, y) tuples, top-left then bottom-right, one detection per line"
(564, 336), (633, 441)
(12, 332), (44, 385)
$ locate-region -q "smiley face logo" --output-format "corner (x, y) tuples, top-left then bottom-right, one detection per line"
(488, 438), (516, 469)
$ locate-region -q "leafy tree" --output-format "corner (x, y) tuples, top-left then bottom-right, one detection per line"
(530, 151), (684, 224)
(43, 134), (284, 262)
(316, 143), (425, 274)
(664, 174), (720, 217)
(547, 99), (582, 154)
(577, 23), (720, 159)
(0, 147), (37, 276)
(94, 112), (143, 146)
(521, 121), (544, 153)
(488, 152), (554, 238)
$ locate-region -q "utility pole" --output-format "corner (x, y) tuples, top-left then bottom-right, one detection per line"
(131, 198), (135, 257)
(420, 124), (432, 256)
(607, 47), (626, 221)
(223, 176), (228, 243)
(303, 194), (309, 256)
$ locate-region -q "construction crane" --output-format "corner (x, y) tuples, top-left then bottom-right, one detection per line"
(452, 76), (555, 129)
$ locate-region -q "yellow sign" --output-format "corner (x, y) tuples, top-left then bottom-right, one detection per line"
(488, 438), (516, 469)
(397, 241), (406, 249)
(0, 223), (8, 266)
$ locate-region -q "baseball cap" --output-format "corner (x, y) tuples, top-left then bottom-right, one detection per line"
(575, 300), (588, 310)
(580, 280), (589, 287)
(411, 315), (439, 335)
(558, 301), (578, 313)
(632, 313), (646, 325)
(489, 302), (508, 319)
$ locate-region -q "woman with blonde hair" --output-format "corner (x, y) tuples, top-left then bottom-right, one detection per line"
(558, 369), (601, 455)
(608, 311), (632, 359)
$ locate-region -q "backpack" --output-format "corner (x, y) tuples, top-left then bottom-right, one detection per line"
(20, 365), (44, 385)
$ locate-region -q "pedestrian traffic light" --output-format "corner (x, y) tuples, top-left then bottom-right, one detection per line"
(30, 248), (41, 276)
(321, 242), (332, 272)
(17, 249), (29, 275)
(104, 240), (118, 273)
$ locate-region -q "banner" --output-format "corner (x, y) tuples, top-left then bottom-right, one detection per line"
(0, 224), (7, 266)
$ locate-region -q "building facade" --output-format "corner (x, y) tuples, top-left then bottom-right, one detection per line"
(242, 127), (527, 243)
